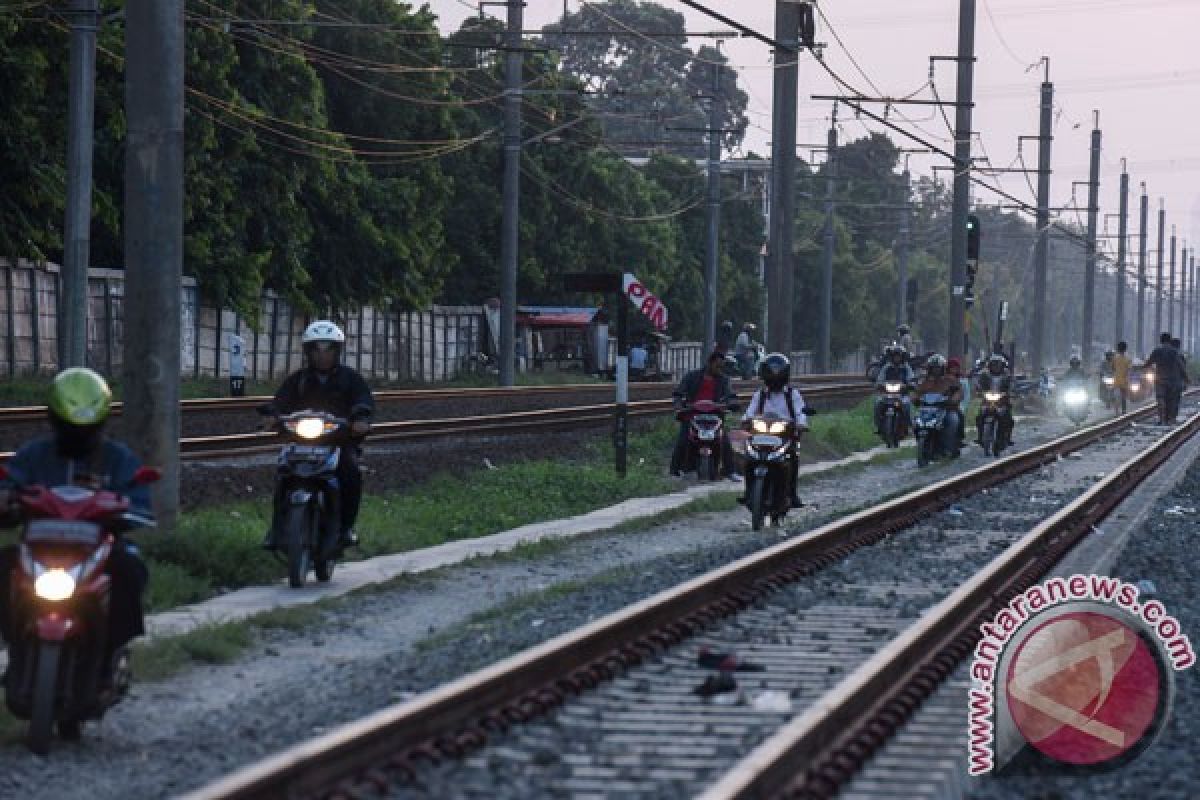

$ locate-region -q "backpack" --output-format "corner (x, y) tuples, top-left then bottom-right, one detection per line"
(755, 386), (797, 421)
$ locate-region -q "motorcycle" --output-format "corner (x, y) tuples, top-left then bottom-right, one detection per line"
(676, 400), (736, 481)
(877, 381), (910, 448)
(0, 465), (159, 755)
(263, 408), (352, 588)
(1061, 383), (1090, 425)
(913, 392), (956, 467)
(978, 390), (1011, 457)
(741, 412), (808, 531)
(1100, 374), (1117, 410)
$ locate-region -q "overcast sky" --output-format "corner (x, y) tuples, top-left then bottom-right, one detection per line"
(424, 0), (1200, 260)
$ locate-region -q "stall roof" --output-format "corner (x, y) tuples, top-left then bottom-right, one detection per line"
(517, 306), (597, 328)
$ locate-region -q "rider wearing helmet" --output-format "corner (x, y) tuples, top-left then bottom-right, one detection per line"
(735, 323), (760, 379)
(1062, 355), (1088, 384)
(874, 345), (914, 434)
(717, 320), (736, 354)
(975, 354), (1015, 447)
(742, 353), (809, 508)
(896, 324), (915, 354)
(261, 320), (374, 550)
(0, 368), (152, 686)
(670, 350), (739, 479)
(914, 354), (963, 454)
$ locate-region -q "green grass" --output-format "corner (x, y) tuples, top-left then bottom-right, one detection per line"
(802, 399), (878, 458)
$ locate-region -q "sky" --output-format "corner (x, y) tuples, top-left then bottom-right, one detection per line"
(424, 0), (1200, 263)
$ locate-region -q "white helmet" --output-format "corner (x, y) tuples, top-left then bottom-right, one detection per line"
(302, 320), (345, 344)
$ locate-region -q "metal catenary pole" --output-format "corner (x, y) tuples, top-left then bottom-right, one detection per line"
(1168, 227), (1177, 334)
(947, 0), (977, 360)
(1136, 186), (1148, 355)
(818, 102), (837, 373)
(123, 0), (183, 527)
(702, 59), (722, 351)
(1155, 201), (1165, 338)
(498, 0), (523, 387)
(1081, 111), (1101, 365)
(1030, 65), (1053, 372)
(896, 167), (911, 328)
(766, 1), (800, 354)
(1115, 162), (1128, 345)
(61, 0), (100, 369)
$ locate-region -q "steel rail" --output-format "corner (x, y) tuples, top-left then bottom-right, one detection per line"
(181, 401), (1174, 800)
(704, 408), (1200, 800)
(0, 374), (864, 423)
(0, 383), (866, 463)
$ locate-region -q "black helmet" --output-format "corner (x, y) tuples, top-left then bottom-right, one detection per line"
(897, 324), (910, 335)
(987, 355), (1007, 374)
(1105, 350), (1115, 359)
(759, 352), (791, 390)
(888, 345), (907, 363)
(721, 320), (734, 332)
(926, 353), (947, 376)
(1070, 356), (1082, 368)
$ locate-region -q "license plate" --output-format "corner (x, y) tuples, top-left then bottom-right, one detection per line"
(288, 445), (331, 458)
(751, 435), (783, 448)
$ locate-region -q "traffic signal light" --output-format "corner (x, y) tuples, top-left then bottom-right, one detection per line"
(967, 214), (981, 261)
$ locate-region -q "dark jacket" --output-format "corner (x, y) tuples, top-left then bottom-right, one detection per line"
(976, 373), (1012, 393)
(268, 365), (374, 421)
(1145, 345), (1188, 387)
(672, 368), (736, 408)
(1, 437), (152, 515)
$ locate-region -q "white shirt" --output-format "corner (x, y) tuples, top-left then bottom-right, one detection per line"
(742, 387), (808, 427)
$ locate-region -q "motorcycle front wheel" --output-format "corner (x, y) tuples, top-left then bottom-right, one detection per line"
(884, 414), (897, 448)
(982, 419), (996, 457)
(698, 453), (716, 482)
(285, 504), (315, 588)
(29, 641), (62, 755)
(916, 434), (930, 467)
(748, 476), (766, 531)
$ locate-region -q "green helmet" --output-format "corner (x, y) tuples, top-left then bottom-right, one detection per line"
(48, 367), (112, 426)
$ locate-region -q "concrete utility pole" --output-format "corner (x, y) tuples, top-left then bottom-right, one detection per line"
(1136, 185), (1148, 355)
(1030, 63), (1053, 372)
(1155, 201), (1165, 337)
(123, 0), (184, 527)
(896, 166), (911, 328)
(947, 0), (977, 360)
(1115, 162), (1128, 344)
(1081, 112), (1101, 365)
(767, 1), (800, 355)
(702, 59), (722, 351)
(61, 0), (100, 369)
(818, 103), (837, 373)
(1168, 227), (1177, 334)
(1192, 255), (1198, 351)
(498, 0), (523, 387)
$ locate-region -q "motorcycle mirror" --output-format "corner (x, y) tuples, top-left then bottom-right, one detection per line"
(131, 466), (163, 485)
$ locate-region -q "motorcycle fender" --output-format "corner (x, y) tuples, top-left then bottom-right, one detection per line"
(288, 488), (313, 506)
(753, 465), (768, 478)
(699, 447), (712, 457)
(35, 613), (75, 642)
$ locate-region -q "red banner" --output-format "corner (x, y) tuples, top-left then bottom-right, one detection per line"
(622, 272), (668, 331)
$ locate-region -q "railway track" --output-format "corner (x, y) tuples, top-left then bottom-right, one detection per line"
(182, 397), (1198, 800)
(0, 381), (871, 463)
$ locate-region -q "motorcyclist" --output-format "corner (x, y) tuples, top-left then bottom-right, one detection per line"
(1098, 350), (1117, 408)
(742, 353), (809, 508)
(717, 320), (736, 354)
(261, 320), (373, 550)
(670, 350), (739, 479)
(975, 354), (1015, 448)
(1143, 333), (1187, 424)
(1061, 356), (1089, 385)
(873, 345), (914, 436)
(734, 323), (760, 379)
(896, 324), (915, 354)
(913, 354), (962, 455)
(0, 368), (151, 687)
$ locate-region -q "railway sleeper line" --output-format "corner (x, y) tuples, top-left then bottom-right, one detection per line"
(184, 396), (1196, 800)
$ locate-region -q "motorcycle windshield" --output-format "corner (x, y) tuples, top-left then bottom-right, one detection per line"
(920, 393), (946, 405)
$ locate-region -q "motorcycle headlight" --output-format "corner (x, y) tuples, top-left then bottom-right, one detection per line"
(1064, 388), (1088, 405)
(289, 417), (333, 440)
(884, 382), (903, 393)
(769, 421), (788, 434)
(751, 419), (769, 433)
(1131, 382), (1142, 392)
(1146, 373), (1155, 383)
(984, 392), (1003, 402)
(1102, 376), (1114, 385)
(34, 568), (76, 602)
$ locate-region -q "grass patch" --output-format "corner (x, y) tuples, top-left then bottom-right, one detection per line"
(802, 399), (879, 459)
(131, 621), (253, 683)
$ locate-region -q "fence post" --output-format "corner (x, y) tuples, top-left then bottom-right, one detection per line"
(267, 296), (278, 379)
(5, 266), (15, 377)
(103, 277), (113, 376)
(29, 269), (41, 374)
(283, 303), (294, 376)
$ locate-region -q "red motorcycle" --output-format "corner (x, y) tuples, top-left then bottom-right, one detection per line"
(0, 464), (158, 754)
(676, 400), (734, 481)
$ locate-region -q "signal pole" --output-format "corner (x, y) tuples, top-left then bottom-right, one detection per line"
(1136, 185), (1148, 355)
(1115, 162), (1128, 344)
(818, 103), (837, 373)
(1155, 201), (1165, 337)
(61, 0), (100, 369)
(123, 0), (184, 527)
(1030, 60), (1053, 372)
(1082, 111), (1101, 365)
(896, 164), (911, 328)
(947, 0), (977, 360)
(1169, 227), (1177, 334)
(498, 0), (523, 387)
(767, 1), (801, 355)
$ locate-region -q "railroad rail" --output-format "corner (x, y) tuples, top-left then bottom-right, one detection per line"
(0, 381), (870, 462)
(182, 398), (1193, 800)
(0, 374), (863, 424)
